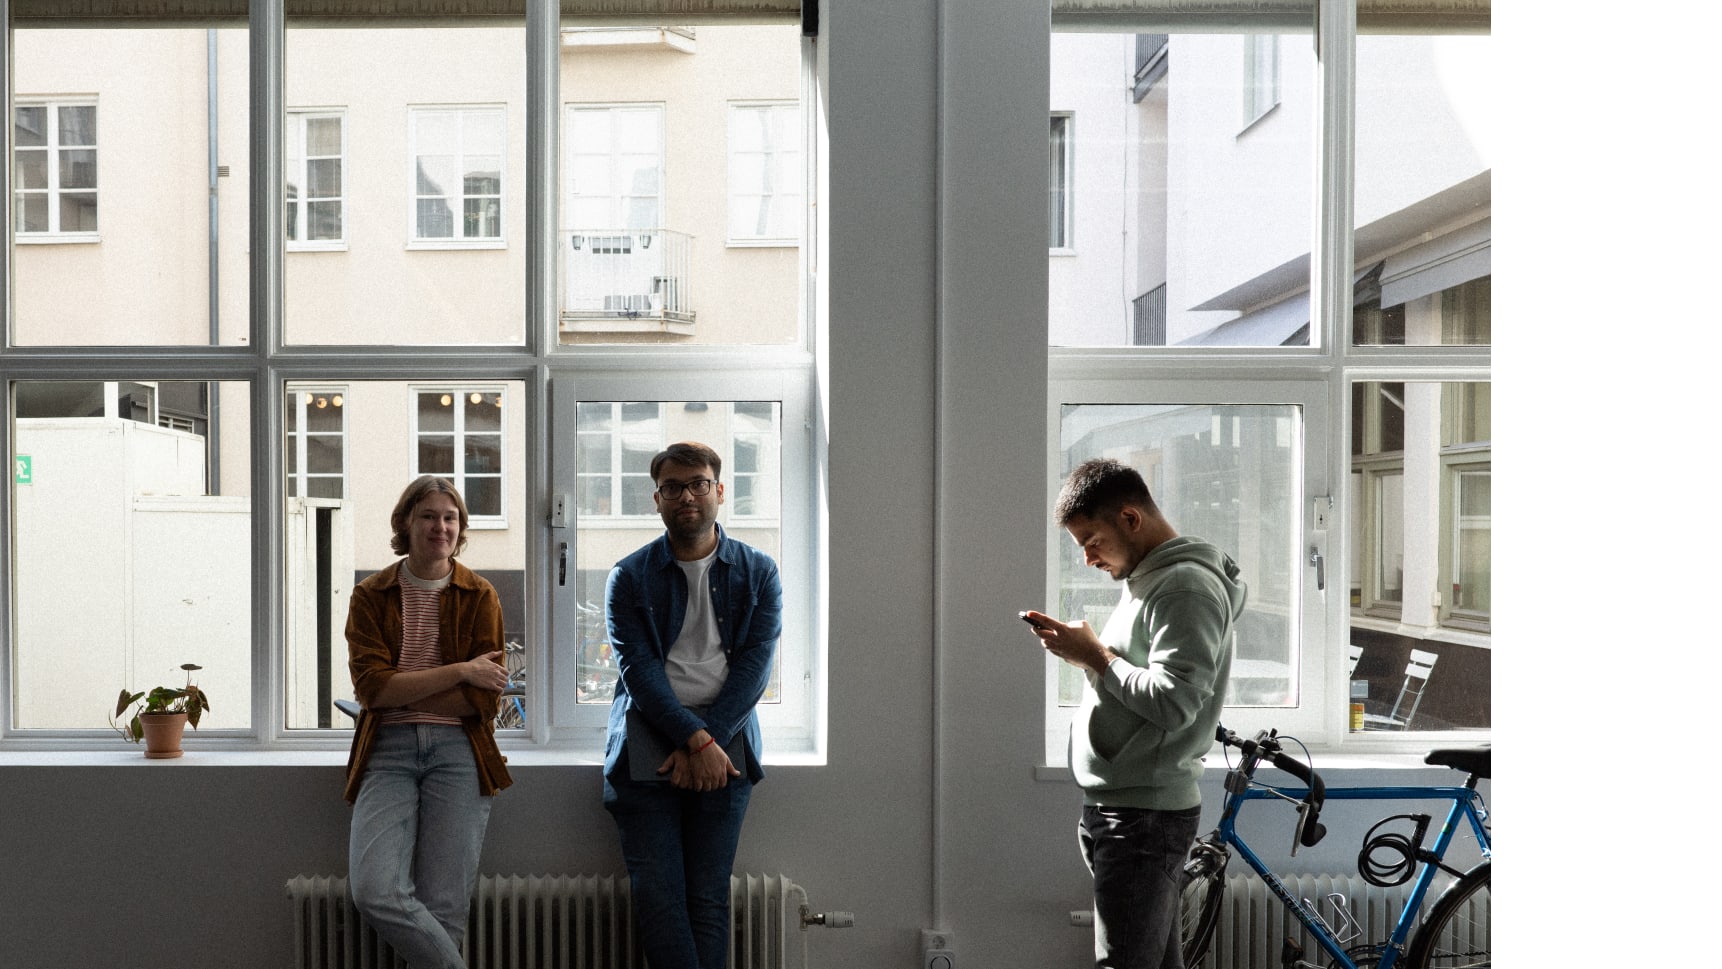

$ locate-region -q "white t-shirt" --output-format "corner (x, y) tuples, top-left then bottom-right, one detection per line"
(665, 549), (729, 707)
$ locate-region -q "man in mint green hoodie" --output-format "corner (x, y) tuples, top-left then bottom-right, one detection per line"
(1024, 458), (1248, 969)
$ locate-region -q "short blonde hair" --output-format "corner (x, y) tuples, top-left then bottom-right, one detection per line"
(389, 475), (470, 558)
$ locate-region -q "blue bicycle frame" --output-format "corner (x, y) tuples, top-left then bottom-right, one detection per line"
(1214, 780), (1491, 969)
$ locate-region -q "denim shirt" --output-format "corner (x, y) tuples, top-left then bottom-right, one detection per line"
(603, 524), (783, 783)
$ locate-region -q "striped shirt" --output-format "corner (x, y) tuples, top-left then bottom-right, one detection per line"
(379, 565), (463, 726)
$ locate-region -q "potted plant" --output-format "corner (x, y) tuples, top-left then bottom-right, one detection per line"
(111, 663), (212, 759)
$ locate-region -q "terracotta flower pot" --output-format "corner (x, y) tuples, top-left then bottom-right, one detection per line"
(139, 711), (189, 759)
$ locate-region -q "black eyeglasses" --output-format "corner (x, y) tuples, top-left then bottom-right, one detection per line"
(655, 478), (716, 500)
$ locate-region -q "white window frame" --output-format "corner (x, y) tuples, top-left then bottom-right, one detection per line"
(1044, 375), (1331, 759)
(407, 104), (506, 248)
(552, 368), (821, 762)
(564, 103), (665, 233)
(408, 384), (509, 528)
(285, 383), (348, 501)
(1439, 450), (1490, 631)
(1049, 112), (1074, 253)
(12, 97), (99, 244)
(726, 101), (802, 247)
(286, 109), (347, 251)
(1242, 34), (1280, 130)
(726, 401), (782, 522)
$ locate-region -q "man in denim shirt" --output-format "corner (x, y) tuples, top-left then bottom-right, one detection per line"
(602, 441), (783, 969)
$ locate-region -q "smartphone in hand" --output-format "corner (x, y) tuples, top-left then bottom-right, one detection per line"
(1018, 610), (1049, 630)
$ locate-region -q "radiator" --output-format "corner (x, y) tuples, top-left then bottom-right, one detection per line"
(286, 873), (808, 969)
(1199, 872), (1489, 968)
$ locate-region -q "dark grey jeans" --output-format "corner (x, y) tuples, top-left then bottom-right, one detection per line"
(1079, 803), (1202, 969)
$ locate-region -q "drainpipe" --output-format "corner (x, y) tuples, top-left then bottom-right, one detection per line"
(206, 28), (222, 495)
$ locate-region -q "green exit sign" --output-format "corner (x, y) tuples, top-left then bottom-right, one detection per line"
(14, 455), (31, 485)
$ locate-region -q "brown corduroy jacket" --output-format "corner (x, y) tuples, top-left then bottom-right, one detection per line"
(342, 559), (513, 803)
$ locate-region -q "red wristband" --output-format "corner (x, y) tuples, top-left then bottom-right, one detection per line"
(694, 737), (718, 754)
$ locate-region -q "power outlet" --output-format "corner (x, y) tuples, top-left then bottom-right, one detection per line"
(922, 929), (956, 969)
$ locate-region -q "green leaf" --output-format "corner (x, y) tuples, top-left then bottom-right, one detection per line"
(126, 713), (142, 743)
(114, 690), (139, 719)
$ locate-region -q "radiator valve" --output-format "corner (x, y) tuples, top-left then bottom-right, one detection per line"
(801, 906), (855, 928)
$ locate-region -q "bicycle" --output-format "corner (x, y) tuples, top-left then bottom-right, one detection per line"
(1180, 725), (1490, 969)
(494, 639), (527, 730)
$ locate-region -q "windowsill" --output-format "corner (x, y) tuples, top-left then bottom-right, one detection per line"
(0, 741), (825, 769)
(406, 239), (507, 251)
(15, 232), (100, 245)
(1033, 747), (1453, 783)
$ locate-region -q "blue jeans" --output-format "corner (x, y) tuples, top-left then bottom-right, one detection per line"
(604, 753), (754, 969)
(1079, 804), (1202, 969)
(349, 724), (493, 969)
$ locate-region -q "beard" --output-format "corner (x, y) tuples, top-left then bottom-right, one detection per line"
(664, 506), (716, 545)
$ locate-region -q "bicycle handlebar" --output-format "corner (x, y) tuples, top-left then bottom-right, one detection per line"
(1216, 725), (1327, 849)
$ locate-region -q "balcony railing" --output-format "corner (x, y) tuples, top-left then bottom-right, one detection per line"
(561, 228), (694, 333)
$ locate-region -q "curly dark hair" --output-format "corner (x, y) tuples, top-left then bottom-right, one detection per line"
(1054, 458), (1157, 525)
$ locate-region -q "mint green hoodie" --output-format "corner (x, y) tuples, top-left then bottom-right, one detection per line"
(1070, 536), (1248, 810)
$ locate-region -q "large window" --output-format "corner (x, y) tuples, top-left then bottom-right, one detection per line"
(5, 16), (814, 756)
(13, 100), (97, 239)
(1047, 12), (1490, 748)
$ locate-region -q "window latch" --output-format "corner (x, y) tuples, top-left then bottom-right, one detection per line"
(1308, 545), (1325, 592)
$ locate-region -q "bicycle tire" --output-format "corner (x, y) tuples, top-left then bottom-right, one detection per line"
(494, 695), (526, 730)
(1179, 844), (1228, 968)
(1404, 862), (1489, 969)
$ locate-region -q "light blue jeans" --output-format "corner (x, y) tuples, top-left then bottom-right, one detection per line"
(349, 724), (492, 969)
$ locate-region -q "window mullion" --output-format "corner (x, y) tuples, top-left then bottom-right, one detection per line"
(252, 0), (287, 741)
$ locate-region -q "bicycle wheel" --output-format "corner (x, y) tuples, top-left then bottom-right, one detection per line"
(1179, 841), (1228, 968)
(1404, 862), (1489, 969)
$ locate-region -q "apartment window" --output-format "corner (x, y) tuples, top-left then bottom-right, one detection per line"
(566, 105), (663, 232)
(728, 402), (781, 519)
(575, 401), (662, 517)
(287, 111), (345, 248)
(1048, 113), (1073, 250)
(413, 387), (507, 523)
(410, 105), (504, 244)
(285, 386), (346, 500)
(1242, 35), (1280, 128)
(728, 102), (802, 246)
(1348, 380), (1491, 722)
(13, 100), (98, 239)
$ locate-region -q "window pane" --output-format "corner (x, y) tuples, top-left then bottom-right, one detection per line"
(14, 105), (47, 146)
(13, 29), (248, 346)
(1348, 380), (1491, 732)
(1058, 403), (1300, 707)
(560, 25), (802, 346)
(285, 26), (523, 346)
(1051, 32), (1313, 347)
(12, 380), (251, 730)
(573, 401), (785, 704)
(285, 380), (525, 730)
(1353, 34), (1491, 347)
